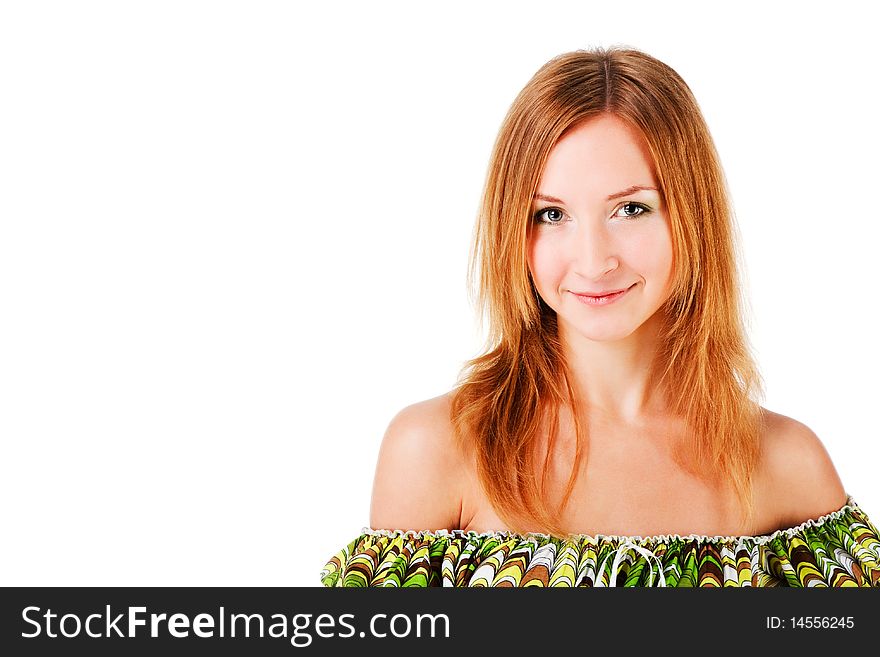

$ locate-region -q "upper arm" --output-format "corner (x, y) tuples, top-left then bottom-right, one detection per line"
(761, 411), (848, 527)
(369, 395), (464, 532)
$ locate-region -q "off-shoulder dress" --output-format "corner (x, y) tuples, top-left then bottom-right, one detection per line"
(320, 495), (880, 587)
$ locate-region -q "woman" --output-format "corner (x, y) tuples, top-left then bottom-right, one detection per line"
(321, 47), (880, 586)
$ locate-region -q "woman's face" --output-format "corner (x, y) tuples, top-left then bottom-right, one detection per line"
(527, 113), (674, 343)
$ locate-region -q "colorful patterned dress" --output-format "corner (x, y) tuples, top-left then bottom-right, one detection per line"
(320, 495), (880, 587)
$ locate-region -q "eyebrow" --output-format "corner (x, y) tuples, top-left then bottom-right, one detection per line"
(533, 185), (659, 204)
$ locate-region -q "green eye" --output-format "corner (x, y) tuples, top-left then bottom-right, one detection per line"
(617, 202), (650, 218)
(533, 202), (651, 226)
(533, 207), (565, 225)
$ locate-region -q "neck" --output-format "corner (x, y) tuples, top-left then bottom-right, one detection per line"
(559, 310), (668, 423)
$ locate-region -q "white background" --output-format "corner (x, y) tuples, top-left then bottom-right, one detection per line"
(1, 1), (877, 586)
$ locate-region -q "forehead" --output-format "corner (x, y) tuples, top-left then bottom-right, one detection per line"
(538, 114), (658, 196)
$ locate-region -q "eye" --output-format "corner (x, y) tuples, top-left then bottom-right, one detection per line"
(533, 202), (651, 226)
(616, 202), (650, 219)
(532, 207), (566, 225)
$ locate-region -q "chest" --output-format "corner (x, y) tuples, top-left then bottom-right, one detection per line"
(459, 416), (765, 537)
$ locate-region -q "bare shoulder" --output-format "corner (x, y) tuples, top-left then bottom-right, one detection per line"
(756, 408), (848, 530)
(369, 391), (464, 532)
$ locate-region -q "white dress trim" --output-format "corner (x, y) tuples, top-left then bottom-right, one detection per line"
(360, 495), (861, 547)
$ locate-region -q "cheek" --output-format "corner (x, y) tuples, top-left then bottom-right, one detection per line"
(626, 225), (674, 280)
(656, 226), (675, 281)
(527, 236), (563, 290)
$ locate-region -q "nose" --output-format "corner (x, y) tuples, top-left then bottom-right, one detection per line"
(570, 219), (619, 279)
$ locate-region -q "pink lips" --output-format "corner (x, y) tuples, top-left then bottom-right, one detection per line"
(570, 284), (634, 306)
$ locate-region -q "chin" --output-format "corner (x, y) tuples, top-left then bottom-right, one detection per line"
(561, 318), (639, 343)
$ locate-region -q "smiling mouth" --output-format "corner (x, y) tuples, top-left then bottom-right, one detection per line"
(569, 283), (635, 305)
(571, 283), (635, 298)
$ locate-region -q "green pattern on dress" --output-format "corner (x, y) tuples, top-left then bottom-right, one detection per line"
(320, 496), (880, 587)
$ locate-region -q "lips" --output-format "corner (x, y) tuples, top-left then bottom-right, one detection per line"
(571, 284), (633, 297)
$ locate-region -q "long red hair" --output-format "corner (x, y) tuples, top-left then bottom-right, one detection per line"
(450, 47), (764, 538)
